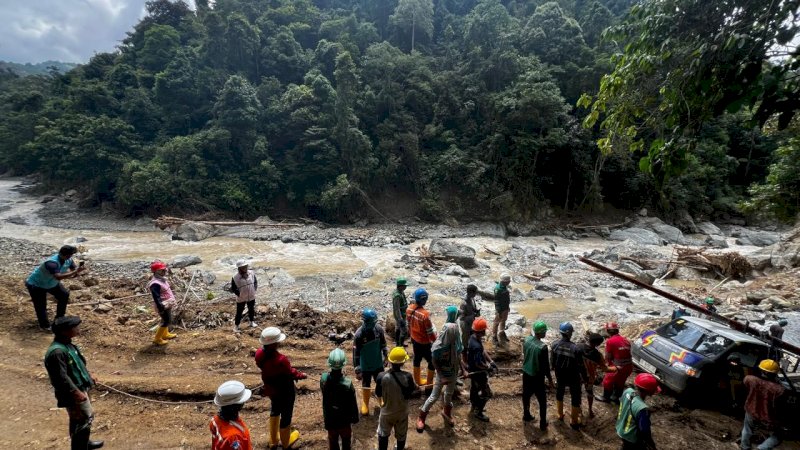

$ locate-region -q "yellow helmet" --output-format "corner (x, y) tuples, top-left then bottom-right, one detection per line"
(758, 359), (779, 374)
(388, 347), (409, 364)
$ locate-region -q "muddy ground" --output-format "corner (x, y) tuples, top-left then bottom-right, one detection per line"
(1, 259), (796, 450)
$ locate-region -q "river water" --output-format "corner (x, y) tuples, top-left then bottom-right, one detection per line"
(1, 178), (797, 344)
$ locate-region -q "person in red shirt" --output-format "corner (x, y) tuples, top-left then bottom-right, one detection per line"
(406, 288), (436, 388)
(597, 322), (632, 403)
(210, 380), (253, 450)
(255, 327), (307, 449)
(740, 359), (786, 450)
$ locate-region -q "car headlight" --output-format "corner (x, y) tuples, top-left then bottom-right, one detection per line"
(671, 361), (700, 378)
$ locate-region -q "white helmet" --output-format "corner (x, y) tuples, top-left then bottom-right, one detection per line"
(260, 327), (286, 346)
(236, 260), (249, 268)
(500, 273), (511, 283)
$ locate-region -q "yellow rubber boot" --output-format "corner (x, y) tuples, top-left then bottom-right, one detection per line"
(413, 367), (422, 386)
(163, 328), (177, 339)
(425, 370), (435, 388)
(279, 427), (300, 449)
(570, 406), (582, 430)
(268, 416), (279, 448)
(153, 327), (168, 345)
(361, 388), (371, 416)
(556, 400), (564, 421)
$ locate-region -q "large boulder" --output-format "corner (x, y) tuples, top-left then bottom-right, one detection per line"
(609, 228), (664, 246)
(172, 221), (217, 241)
(674, 210), (699, 234)
(697, 222), (722, 236)
(429, 239), (478, 268)
(618, 261), (656, 285)
(171, 255), (202, 268)
(268, 269), (296, 287)
(734, 229), (780, 247)
(633, 217), (687, 244)
(771, 242), (800, 269)
(443, 265), (470, 277)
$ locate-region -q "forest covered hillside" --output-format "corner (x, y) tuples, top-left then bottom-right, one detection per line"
(0, 0), (797, 223)
(0, 61), (77, 76)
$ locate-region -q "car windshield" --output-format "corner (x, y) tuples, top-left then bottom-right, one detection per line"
(658, 320), (734, 358)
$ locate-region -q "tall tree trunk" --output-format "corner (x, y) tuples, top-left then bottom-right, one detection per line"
(411, 16), (416, 52)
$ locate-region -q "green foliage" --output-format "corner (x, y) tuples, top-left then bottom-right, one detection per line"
(0, 0), (784, 222)
(742, 138), (800, 222)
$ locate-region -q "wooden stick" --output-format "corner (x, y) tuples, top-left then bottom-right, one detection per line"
(71, 293), (149, 307)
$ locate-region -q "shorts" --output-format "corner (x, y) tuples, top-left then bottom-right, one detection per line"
(377, 412), (408, 440)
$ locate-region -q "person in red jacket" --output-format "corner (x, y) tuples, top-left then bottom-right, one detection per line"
(210, 380), (253, 450)
(255, 327), (307, 449)
(597, 322), (632, 403)
(407, 288), (436, 388)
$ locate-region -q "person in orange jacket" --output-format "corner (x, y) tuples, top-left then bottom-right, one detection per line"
(210, 380), (253, 450)
(407, 288), (436, 387)
(597, 322), (632, 403)
(255, 327), (307, 449)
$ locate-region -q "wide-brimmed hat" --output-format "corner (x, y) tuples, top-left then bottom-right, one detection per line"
(236, 260), (249, 268)
(260, 327), (286, 345)
(214, 380), (252, 406)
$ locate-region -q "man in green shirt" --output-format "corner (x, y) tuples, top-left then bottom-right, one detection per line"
(522, 320), (553, 431)
(616, 373), (660, 450)
(392, 277), (409, 346)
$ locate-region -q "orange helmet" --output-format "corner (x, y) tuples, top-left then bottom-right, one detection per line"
(472, 317), (488, 332)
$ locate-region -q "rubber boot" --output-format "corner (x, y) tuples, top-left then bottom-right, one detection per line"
(268, 416), (280, 448)
(163, 328), (177, 339)
(570, 406), (582, 430)
(88, 440), (104, 449)
(71, 428), (91, 450)
(396, 439), (406, 450)
(556, 400), (564, 421)
(425, 370), (435, 389)
(279, 427), (300, 449)
(586, 394), (595, 418)
(416, 410), (428, 433)
(361, 388), (371, 416)
(413, 367), (422, 386)
(153, 327), (168, 345)
(378, 435), (389, 450)
(441, 404), (455, 426)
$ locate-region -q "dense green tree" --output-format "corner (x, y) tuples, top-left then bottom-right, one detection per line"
(390, 0), (435, 51)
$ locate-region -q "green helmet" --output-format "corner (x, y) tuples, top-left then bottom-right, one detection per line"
(396, 277), (408, 286)
(328, 348), (346, 370)
(705, 297), (715, 305)
(533, 321), (547, 334)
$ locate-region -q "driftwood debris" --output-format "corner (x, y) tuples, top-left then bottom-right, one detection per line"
(674, 247), (752, 279)
(155, 216), (302, 230)
(415, 244), (447, 268)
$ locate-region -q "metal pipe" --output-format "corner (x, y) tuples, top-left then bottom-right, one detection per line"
(578, 257), (800, 357)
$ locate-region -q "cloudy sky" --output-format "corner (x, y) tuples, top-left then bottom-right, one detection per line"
(0, 0), (194, 64)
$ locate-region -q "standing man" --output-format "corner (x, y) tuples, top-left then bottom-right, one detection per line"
(210, 380), (253, 450)
(148, 261), (177, 345)
(353, 308), (388, 416)
(740, 359), (786, 450)
(550, 322), (586, 430)
(458, 284), (481, 353)
(417, 305), (465, 431)
(616, 373), (660, 450)
(522, 321), (553, 430)
(597, 322), (632, 403)
(44, 316), (103, 449)
(26, 245), (86, 330)
(392, 277), (409, 346)
(467, 317), (496, 422)
(482, 274), (511, 346)
(407, 288), (436, 388)
(376, 347), (416, 450)
(321, 348), (359, 450)
(229, 260), (258, 333)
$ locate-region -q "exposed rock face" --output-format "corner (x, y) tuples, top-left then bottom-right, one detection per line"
(733, 229), (780, 247)
(171, 255), (202, 268)
(609, 228), (663, 246)
(429, 239), (477, 268)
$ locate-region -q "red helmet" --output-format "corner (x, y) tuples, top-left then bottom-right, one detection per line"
(150, 261), (167, 272)
(634, 373), (661, 394)
(472, 317), (488, 332)
(605, 322), (620, 332)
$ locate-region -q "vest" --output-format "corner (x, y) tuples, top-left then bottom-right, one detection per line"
(523, 336), (544, 377)
(320, 372), (356, 427)
(45, 341), (92, 391)
(148, 277), (176, 310)
(27, 254), (71, 289)
(357, 326), (384, 372)
(232, 271), (257, 303)
(616, 388), (648, 443)
(210, 415), (252, 450)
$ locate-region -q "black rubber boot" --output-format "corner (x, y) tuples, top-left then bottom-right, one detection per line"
(378, 435), (389, 450)
(396, 439), (406, 450)
(71, 428), (90, 450)
(88, 440), (104, 449)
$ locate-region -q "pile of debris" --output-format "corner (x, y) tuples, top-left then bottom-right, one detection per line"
(674, 247), (752, 279)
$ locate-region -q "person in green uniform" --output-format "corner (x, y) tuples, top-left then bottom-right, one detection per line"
(392, 277), (409, 346)
(321, 348), (359, 450)
(44, 316), (103, 449)
(522, 320), (553, 431)
(353, 308), (388, 416)
(616, 373), (660, 450)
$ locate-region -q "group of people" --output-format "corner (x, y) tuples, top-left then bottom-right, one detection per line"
(26, 248), (793, 450)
